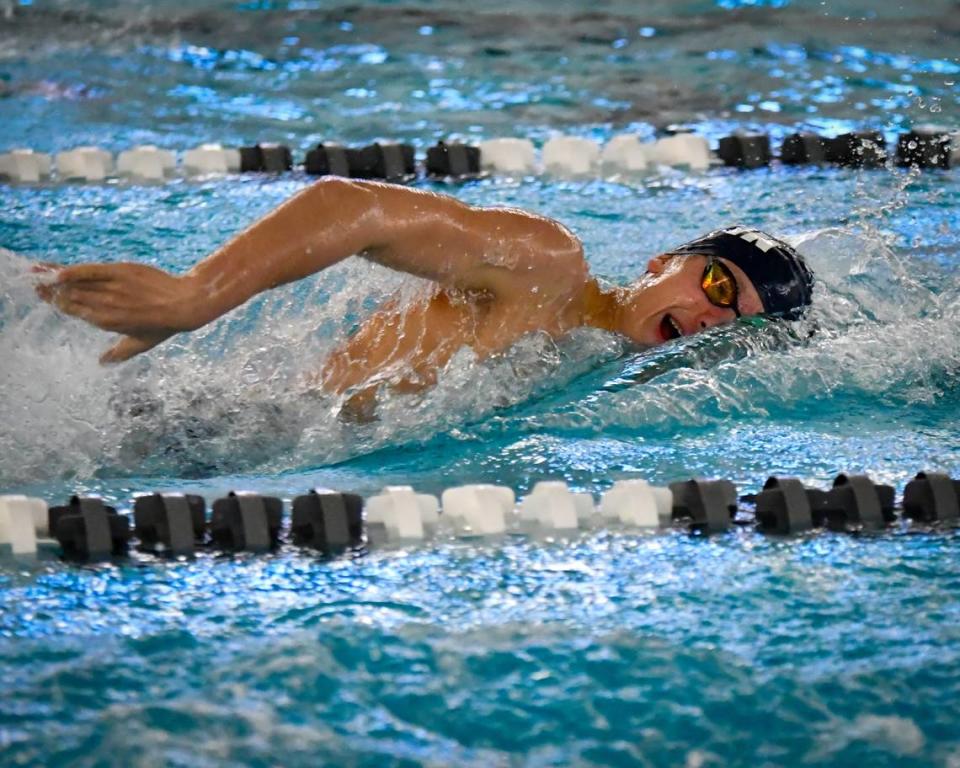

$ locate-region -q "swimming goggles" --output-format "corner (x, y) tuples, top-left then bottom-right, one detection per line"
(701, 257), (741, 317)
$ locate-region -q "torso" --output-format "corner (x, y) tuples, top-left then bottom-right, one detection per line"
(320, 284), (586, 417)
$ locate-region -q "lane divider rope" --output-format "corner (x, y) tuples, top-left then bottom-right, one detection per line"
(1, 471), (958, 563)
(1, 126), (957, 184)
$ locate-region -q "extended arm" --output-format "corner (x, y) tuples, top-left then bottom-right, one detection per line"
(38, 178), (586, 362)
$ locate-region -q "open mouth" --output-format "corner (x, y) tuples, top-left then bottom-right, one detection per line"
(659, 313), (683, 341)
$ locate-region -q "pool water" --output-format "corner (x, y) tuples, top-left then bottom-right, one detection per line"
(2, 1), (960, 765)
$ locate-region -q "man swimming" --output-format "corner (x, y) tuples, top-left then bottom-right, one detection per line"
(37, 178), (814, 416)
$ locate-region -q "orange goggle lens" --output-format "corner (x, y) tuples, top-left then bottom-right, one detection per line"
(701, 260), (740, 313)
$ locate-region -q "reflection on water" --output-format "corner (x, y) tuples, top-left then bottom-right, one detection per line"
(1, 0), (958, 149)
(2, 530), (960, 766)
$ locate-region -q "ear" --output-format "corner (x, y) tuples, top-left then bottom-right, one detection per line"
(646, 253), (672, 275)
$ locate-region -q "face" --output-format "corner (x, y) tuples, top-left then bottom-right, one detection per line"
(615, 253), (765, 346)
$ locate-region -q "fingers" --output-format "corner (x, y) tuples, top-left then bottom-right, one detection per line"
(30, 262), (61, 274)
(100, 333), (169, 364)
(37, 282), (92, 311)
(37, 283), (131, 331)
(52, 263), (118, 285)
(38, 283), (112, 305)
(39, 286), (95, 322)
(100, 337), (147, 364)
(34, 263), (114, 298)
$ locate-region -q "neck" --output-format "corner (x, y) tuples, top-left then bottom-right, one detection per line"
(580, 278), (623, 333)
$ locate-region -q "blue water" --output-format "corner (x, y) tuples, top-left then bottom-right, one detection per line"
(2, 1), (960, 765)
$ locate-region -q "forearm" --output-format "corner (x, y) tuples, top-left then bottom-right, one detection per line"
(185, 177), (379, 325)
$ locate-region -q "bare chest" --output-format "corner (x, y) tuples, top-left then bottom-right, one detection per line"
(322, 288), (581, 394)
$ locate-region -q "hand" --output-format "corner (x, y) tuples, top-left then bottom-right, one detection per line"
(35, 262), (204, 363)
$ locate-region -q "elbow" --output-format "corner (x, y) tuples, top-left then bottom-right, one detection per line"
(302, 176), (382, 230)
(306, 175), (358, 198)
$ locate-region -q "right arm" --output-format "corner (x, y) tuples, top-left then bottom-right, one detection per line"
(38, 178), (586, 362)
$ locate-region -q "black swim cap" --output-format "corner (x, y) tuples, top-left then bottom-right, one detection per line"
(668, 225), (815, 318)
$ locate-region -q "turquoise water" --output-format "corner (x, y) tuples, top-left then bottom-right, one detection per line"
(2, 1), (960, 765)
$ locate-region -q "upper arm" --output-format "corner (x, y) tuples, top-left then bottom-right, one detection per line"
(357, 181), (588, 300)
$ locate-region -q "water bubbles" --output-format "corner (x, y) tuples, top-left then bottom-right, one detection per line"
(241, 362), (261, 384)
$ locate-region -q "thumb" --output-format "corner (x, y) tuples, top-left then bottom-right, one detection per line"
(100, 333), (167, 364)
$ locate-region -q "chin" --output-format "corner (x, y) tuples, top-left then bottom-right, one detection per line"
(624, 326), (658, 348)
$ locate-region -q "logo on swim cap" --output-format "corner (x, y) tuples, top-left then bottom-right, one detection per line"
(669, 225), (815, 318)
(723, 226), (779, 253)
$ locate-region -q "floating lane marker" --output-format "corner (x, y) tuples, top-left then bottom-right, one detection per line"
(209, 491), (283, 552)
(717, 133), (772, 169)
(304, 142), (352, 177)
(902, 471), (960, 523)
(824, 473), (895, 530)
(133, 493), (206, 556)
(518, 481), (594, 531)
(780, 133), (828, 165)
(117, 145), (176, 181)
(365, 486), (439, 541)
(350, 142), (417, 181)
(600, 134), (651, 175)
(55, 146), (114, 181)
(441, 484), (515, 536)
(48, 496), (130, 561)
(426, 141), (481, 179)
(896, 127), (953, 170)
(755, 477), (814, 534)
(239, 143), (293, 173)
(477, 138), (537, 176)
(599, 479), (672, 529)
(0, 149), (52, 182)
(669, 479), (738, 533)
(825, 132), (887, 168)
(0, 495), (47, 556)
(290, 489), (364, 551)
(183, 143), (241, 175)
(542, 136), (601, 178)
(649, 134), (711, 171)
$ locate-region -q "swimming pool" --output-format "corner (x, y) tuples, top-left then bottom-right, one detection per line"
(2, 1), (960, 765)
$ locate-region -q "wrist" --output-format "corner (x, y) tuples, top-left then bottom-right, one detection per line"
(177, 272), (215, 331)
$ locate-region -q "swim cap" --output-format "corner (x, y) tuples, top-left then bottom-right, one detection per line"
(668, 225), (814, 318)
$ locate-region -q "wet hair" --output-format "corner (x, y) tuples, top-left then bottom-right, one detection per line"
(668, 225), (814, 318)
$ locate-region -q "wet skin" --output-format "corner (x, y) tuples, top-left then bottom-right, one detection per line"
(35, 178), (765, 410)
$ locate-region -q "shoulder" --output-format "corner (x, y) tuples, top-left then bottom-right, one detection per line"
(468, 205), (589, 300)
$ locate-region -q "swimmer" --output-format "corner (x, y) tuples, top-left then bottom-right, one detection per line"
(36, 179), (813, 417)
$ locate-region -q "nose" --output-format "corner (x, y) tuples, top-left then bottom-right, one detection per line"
(694, 303), (738, 331)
